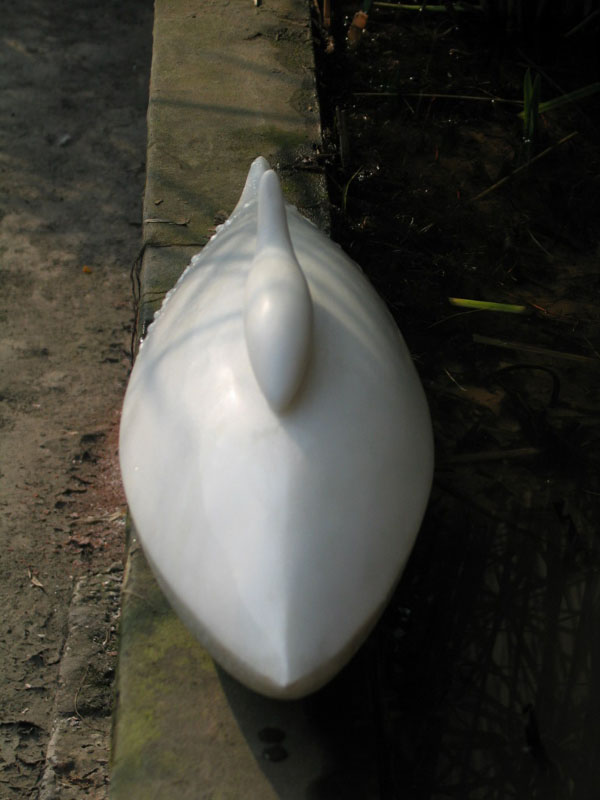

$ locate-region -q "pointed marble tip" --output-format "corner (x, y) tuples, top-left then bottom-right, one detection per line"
(255, 168), (294, 255)
(244, 169), (313, 413)
(231, 156), (271, 217)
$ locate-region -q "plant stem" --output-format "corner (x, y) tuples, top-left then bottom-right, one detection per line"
(343, 166), (363, 214)
(565, 8), (600, 37)
(373, 1), (478, 9)
(517, 82), (600, 118)
(473, 334), (600, 366)
(469, 132), (578, 204)
(355, 91), (522, 106)
(449, 298), (529, 314)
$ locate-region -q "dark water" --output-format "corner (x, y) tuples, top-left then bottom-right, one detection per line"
(372, 460), (600, 799)
(216, 4), (600, 797)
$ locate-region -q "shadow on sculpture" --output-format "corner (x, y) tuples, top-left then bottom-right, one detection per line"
(120, 156), (434, 702)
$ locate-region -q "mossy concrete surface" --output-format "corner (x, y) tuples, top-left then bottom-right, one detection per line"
(142, 0), (326, 249)
(111, 0), (332, 796)
(110, 535), (278, 799)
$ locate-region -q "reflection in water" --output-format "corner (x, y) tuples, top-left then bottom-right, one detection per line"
(377, 460), (600, 799)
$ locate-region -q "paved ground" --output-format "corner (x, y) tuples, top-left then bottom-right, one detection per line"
(0, 2), (153, 797)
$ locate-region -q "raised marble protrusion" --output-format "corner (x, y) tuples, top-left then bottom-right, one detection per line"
(244, 170), (313, 412)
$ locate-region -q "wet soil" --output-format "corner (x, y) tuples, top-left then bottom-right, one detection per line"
(304, 4), (600, 798)
(0, 2), (152, 797)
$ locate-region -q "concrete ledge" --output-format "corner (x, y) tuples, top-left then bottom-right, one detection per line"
(142, 0), (326, 249)
(110, 533), (279, 799)
(111, 535), (380, 798)
(109, 0), (375, 797)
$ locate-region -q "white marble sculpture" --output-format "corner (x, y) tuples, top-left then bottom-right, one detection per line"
(119, 157), (434, 699)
